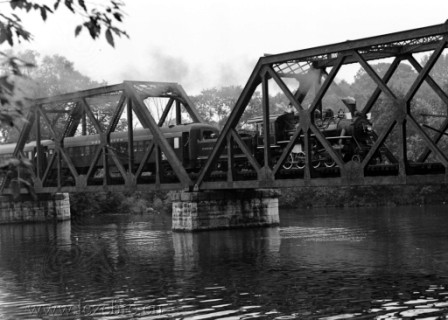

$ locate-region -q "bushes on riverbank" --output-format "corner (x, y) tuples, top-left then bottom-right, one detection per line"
(280, 184), (448, 208)
(70, 184), (448, 217)
(70, 191), (170, 216)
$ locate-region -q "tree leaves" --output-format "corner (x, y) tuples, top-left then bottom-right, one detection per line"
(77, 0), (87, 12)
(105, 29), (114, 47)
(74, 25), (82, 37)
(1, 0), (127, 47)
(113, 12), (122, 22)
(54, 0), (61, 10)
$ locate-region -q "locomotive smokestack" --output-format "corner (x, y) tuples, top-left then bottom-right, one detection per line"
(341, 97), (357, 117)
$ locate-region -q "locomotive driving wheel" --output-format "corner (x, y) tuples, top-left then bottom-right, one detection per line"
(312, 155), (321, 169)
(294, 152), (306, 169)
(324, 156), (336, 168)
(282, 153), (294, 170)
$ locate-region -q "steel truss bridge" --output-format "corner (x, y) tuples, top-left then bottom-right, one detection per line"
(3, 21), (448, 194)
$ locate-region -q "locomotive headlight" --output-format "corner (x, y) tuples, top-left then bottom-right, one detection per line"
(367, 113), (372, 120)
(366, 124), (373, 132)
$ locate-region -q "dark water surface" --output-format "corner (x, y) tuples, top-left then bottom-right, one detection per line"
(1, 206), (448, 319)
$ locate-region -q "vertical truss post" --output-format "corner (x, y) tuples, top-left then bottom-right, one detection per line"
(127, 98), (134, 174)
(57, 150), (61, 189)
(315, 68), (323, 116)
(262, 71), (271, 169)
(303, 130), (312, 181)
(82, 110), (87, 135)
(175, 100), (181, 125)
(398, 117), (408, 179)
(155, 145), (162, 187)
(226, 134), (235, 183)
(35, 106), (43, 181)
(102, 145), (110, 186)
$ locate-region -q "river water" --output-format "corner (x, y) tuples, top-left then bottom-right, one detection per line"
(1, 205), (448, 319)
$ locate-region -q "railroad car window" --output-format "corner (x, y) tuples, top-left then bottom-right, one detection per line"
(174, 137), (180, 149)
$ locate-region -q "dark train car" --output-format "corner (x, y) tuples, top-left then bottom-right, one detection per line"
(196, 133), (256, 170)
(47, 123), (219, 174)
(0, 140), (53, 166)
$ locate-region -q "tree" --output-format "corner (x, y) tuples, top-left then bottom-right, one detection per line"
(191, 86), (285, 130)
(349, 56), (448, 160)
(0, 0), (127, 138)
(191, 86), (242, 128)
(0, 51), (114, 142)
(0, 0), (127, 193)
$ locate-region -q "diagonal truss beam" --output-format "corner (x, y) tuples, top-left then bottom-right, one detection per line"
(404, 37), (447, 103)
(353, 50), (398, 101)
(195, 63), (263, 187)
(308, 55), (346, 112)
(363, 57), (402, 114)
(124, 82), (192, 188)
(407, 55), (448, 162)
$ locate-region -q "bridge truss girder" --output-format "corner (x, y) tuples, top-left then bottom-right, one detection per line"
(195, 21), (448, 190)
(3, 81), (203, 194)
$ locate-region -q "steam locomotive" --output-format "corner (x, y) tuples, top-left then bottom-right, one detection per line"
(212, 107), (377, 171)
(0, 101), (378, 179)
(275, 108), (376, 170)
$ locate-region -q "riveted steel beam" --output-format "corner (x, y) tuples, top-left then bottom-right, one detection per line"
(195, 63), (263, 187)
(261, 22), (448, 66)
(124, 82), (192, 188)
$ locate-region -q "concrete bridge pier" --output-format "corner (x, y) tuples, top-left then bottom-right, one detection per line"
(0, 193), (71, 224)
(171, 189), (280, 231)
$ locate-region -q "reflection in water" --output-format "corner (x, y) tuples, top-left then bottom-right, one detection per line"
(172, 228), (281, 279)
(0, 206), (448, 319)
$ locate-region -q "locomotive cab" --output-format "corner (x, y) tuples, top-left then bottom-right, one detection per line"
(247, 112), (298, 147)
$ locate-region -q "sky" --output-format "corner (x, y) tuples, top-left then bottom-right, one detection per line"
(6, 0), (448, 95)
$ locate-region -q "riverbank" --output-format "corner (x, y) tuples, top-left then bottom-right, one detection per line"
(69, 184), (448, 217)
(280, 184), (448, 208)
